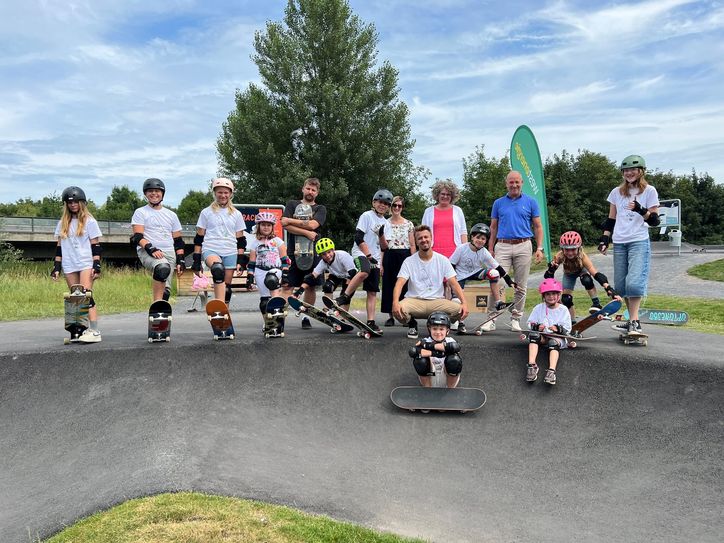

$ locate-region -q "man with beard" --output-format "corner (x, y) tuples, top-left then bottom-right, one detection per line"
(392, 225), (469, 338)
(281, 177), (327, 328)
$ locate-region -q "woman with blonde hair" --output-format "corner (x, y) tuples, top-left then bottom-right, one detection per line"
(51, 186), (103, 342)
(421, 179), (467, 258)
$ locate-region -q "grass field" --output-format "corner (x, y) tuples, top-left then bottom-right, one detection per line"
(44, 492), (425, 543)
(688, 258), (724, 282)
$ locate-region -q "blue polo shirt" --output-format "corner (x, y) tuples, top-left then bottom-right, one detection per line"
(491, 193), (540, 239)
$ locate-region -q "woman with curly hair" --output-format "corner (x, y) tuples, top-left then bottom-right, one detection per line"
(421, 179), (467, 258)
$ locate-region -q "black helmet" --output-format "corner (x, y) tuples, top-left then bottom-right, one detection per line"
(61, 186), (86, 203)
(427, 311), (451, 329)
(143, 178), (166, 193)
(470, 223), (490, 238)
(373, 189), (393, 205)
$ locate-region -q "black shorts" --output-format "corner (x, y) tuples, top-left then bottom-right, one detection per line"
(362, 266), (380, 293)
(287, 257), (322, 287)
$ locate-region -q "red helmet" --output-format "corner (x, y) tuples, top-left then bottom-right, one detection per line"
(559, 231), (582, 249)
(539, 278), (563, 294)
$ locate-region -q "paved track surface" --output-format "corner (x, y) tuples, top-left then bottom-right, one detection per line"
(1, 307), (722, 543)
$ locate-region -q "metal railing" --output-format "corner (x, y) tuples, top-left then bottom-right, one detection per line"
(0, 217), (197, 237)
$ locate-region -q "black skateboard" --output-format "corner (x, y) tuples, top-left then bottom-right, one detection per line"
(63, 284), (90, 344)
(263, 296), (287, 338)
(206, 299), (235, 340)
(390, 386), (486, 413)
(322, 295), (382, 339)
(148, 300), (172, 343)
(287, 296), (354, 333)
(460, 302), (513, 335)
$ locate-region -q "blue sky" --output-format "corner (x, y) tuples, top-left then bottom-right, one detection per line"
(1, 0), (722, 207)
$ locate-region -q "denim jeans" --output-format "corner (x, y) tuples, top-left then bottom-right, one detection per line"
(613, 239), (650, 298)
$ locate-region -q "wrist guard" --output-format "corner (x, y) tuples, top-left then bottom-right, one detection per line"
(144, 243), (158, 257)
(293, 287), (305, 297)
(51, 261), (62, 276)
(191, 253), (202, 272)
(598, 234), (610, 252)
(645, 212), (660, 226)
(543, 262), (558, 279)
(92, 260), (101, 274)
(176, 254), (186, 270)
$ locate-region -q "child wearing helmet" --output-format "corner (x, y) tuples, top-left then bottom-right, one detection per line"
(191, 178), (247, 305)
(292, 238), (370, 310)
(525, 278), (572, 385)
(247, 211), (290, 322)
(350, 189), (393, 333)
(408, 311), (463, 388)
(51, 186), (103, 342)
(544, 231), (620, 322)
(449, 222), (517, 333)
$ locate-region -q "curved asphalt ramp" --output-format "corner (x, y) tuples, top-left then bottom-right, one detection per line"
(1, 318), (722, 543)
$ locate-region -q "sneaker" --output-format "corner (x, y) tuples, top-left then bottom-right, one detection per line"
(456, 321), (467, 335)
(526, 364), (539, 382)
(450, 320), (459, 331)
(301, 317), (312, 329)
(481, 319), (496, 332)
(510, 318), (522, 332)
(407, 319), (419, 339)
(384, 317), (395, 327)
(79, 329), (102, 343)
(612, 321), (629, 333)
(544, 369), (557, 385)
(495, 300), (508, 311)
(367, 320), (381, 333)
(589, 304), (602, 314)
(628, 320), (643, 334)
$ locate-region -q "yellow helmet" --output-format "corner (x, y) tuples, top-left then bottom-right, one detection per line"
(315, 237), (335, 255)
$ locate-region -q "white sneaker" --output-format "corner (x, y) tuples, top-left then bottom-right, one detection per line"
(481, 320), (496, 332)
(510, 319), (522, 332)
(450, 321), (459, 331)
(79, 329), (102, 343)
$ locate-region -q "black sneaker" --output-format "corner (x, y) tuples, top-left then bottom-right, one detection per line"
(456, 321), (467, 335)
(384, 317), (395, 327)
(628, 320), (643, 334)
(407, 318), (418, 339)
(367, 320), (381, 333)
(301, 317), (312, 329)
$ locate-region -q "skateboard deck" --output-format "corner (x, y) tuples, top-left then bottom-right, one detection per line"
(519, 329), (593, 348)
(571, 299), (621, 337)
(148, 300), (172, 343)
(206, 299), (235, 340)
(460, 302), (513, 335)
(293, 203), (315, 271)
(63, 284), (90, 344)
(613, 326), (649, 346)
(322, 295), (382, 338)
(263, 296), (287, 338)
(614, 308), (688, 326)
(390, 386), (486, 413)
(287, 296), (354, 333)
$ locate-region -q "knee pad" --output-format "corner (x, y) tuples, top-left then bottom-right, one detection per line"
(580, 273), (594, 290)
(529, 331), (541, 344)
(547, 338), (561, 351)
(484, 268), (500, 281)
(323, 279), (336, 294)
(561, 293), (574, 309)
(259, 296), (270, 314)
(444, 353), (463, 376)
(210, 262), (225, 284)
(413, 356), (434, 376)
(225, 285), (232, 304)
(152, 262), (172, 282)
(264, 271), (280, 291)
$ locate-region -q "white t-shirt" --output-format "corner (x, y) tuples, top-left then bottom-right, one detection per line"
(196, 206), (245, 255)
(607, 185), (659, 244)
(313, 250), (356, 278)
(248, 236), (284, 269)
(398, 252), (456, 299)
(131, 205), (182, 254)
(422, 335), (458, 388)
(527, 303), (572, 333)
(351, 210), (387, 261)
(449, 243), (499, 280)
(54, 217), (103, 273)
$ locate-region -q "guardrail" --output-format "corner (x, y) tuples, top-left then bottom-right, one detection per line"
(0, 217), (197, 237)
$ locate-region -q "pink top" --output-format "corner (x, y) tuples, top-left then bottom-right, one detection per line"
(432, 207), (456, 257)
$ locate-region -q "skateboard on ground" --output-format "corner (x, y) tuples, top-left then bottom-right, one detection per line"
(613, 327), (649, 346)
(390, 386), (486, 413)
(263, 296), (287, 338)
(148, 300), (172, 343)
(287, 296), (354, 333)
(63, 284), (90, 344)
(460, 302), (513, 335)
(322, 295), (382, 339)
(293, 203), (315, 271)
(206, 299), (235, 340)
(571, 299), (622, 337)
(518, 329), (594, 348)
(613, 308), (688, 326)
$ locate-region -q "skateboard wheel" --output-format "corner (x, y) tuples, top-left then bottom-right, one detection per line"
(213, 336), (219, 341)
(223, 314), (229, 320)
(167, 316), (173, 322)
(207, 315), (212, 322)
(64, 338), (70, 345)
(149, 316), (154, 322)
(364, 332), (371, 339)
(475, 331), (482, 336)
(165, 337), (170, 342)
(229, 334), (235, 340)
(264, 333), (270, 338)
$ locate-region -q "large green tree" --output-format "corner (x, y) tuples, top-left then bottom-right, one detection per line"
(217, 0), (424, 244)
(177, 189), (212, 224)
(96, 186), (144, 221)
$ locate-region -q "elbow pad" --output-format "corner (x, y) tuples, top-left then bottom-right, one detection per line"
(645, 213), (660, 226)
(593, 272), (609, 286)
(55, 245), (63, 257)
(237, 235), (247, 250)
(173, 236), (185, 252)
(91, 243), (102, 257)
(353, 229), (366, 246)
(444, 340), (461, 355)
(601, 217), (616, 232)
(193, 233), (205, 246)
(130, 232), (144, 248)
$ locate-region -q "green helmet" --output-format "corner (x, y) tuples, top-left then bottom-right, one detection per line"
(315, 237), (335, 255)
(620, 155), (646, 170)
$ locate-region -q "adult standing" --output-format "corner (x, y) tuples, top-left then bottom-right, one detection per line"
(421, 179), (467, 258)
(380, 195), (416, 326)
(488, 170), (545, 331)
(281, 177), (327, 329)
(598, 154), (659, 335)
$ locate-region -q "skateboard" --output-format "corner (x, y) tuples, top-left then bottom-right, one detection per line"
(263, 296), (287, 338)
(460, 302), (513, 335)
(205, 299), (235, 340)
(148, 300), (172, 343)
(293, 203), (315, 271)
(63, 284), (90, 344)
(613, 326), (649, 346)
(519, 329), (594, 348)
(571, 299), (622, 337)
(322, 295), (382, 339)
(287, 296), (354, 333)
(390, 386), (486, 413)
(614, 308), (688, 326)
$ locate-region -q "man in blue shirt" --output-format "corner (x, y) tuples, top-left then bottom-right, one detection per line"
(489, 170), (545, 331)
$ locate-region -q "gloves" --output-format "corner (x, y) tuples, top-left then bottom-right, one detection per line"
(92, 261), (101, 275)
(366, 255), (378, 266)
(144, 243), (159, 257)
(176, 255), (186, 271)
(598, 234), (610, 252)
(50, 261), (62, 278)
(631, 199), (647, 216)
(191, 253), (202, 272)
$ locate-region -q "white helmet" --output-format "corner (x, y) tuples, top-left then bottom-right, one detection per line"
(212, 177), (234, 192)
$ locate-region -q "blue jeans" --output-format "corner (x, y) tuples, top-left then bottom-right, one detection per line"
(613, 239), (650, 298)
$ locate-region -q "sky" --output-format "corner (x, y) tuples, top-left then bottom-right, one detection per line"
(1, 0), (723, 207)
